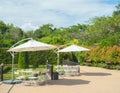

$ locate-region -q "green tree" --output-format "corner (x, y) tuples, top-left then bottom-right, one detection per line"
(18, 52), (29, 69)
(25, 30), (34, 38)
(5, 27), (24, 41)
(113, 3), (120, 16)
(34, 24), (53, 38)
(0, 21), (8, 34)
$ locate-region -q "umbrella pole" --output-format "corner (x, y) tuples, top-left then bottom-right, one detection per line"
(3, 52), (22, 84)
(11, 52), (15, 81)
(45, 60), (48, 84)
(57, 52), (59, 65)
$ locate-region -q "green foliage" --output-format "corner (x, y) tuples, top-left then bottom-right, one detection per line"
(18, 52), (29, 69)
(0, 21), (8, 34)
(28, 50), (57, 68)
(5, 27), (24, 41)
(0, 48), (11, 64)
(99, 35), (119, 47)
(50, 35), (65, 44)
(34, 24), (53, 38)
(3, 65), (11, 73)
(113, 3), (120, 16)
(25, 30), (34, 38)
(83, 46), (120, 64)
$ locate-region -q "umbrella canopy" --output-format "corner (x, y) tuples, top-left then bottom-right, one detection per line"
(8, 39), (56, 52)
(58, 44), (89, 52)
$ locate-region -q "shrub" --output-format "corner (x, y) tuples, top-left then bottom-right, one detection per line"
(3, 65), (11, 73)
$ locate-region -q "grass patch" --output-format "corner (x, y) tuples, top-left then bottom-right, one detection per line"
(3, 72), (11, 80)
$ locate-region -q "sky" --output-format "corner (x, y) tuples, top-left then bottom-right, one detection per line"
(0, 0), (119, 31)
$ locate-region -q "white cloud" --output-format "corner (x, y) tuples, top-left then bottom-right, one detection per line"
(20, 22), (38, 31)
(0, 0), (118, 31)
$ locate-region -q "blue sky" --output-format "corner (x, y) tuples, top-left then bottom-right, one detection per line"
(0, 0), (119, 31)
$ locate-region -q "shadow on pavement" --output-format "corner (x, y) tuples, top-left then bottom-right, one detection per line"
(81, 72), (111, 76)
(47, 79), (90, 86)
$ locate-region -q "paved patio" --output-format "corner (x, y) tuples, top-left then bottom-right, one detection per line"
(0, 66), (120, 93)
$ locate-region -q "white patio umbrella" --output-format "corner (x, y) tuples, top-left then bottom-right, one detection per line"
(4, 38), (56, 84)
(57, 44), (90, 65)
(8, 39), (56, 52)
(58, 44), (89, 52)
